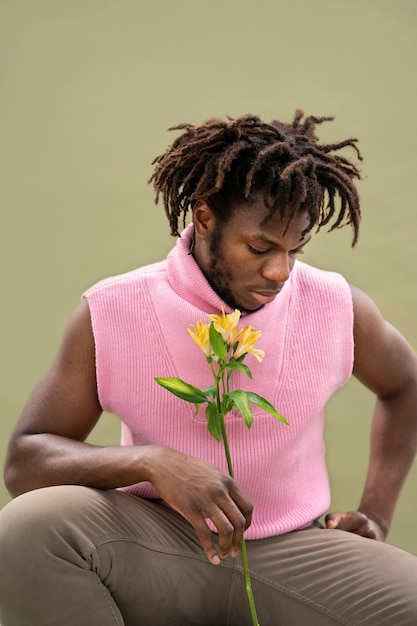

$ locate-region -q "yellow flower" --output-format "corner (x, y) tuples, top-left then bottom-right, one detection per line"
(208, 309), (241, 343)
(187, 321), (211, 356)
(232, 325), (265, 362)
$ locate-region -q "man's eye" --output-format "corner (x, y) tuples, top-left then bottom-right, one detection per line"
(290, 248), (305, 256)
(248, 245), (269, 255)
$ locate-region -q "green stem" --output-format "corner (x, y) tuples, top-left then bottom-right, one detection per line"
(219, 416), (234, 479)
(219, 368), (235, 479)
(240, 537), (260, 626)
(219, 413), (260, 626)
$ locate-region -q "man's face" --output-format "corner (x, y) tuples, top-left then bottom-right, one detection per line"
(192, 199), (312, 312)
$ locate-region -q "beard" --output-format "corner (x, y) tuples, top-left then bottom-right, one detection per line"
(202, 226), (246, 312)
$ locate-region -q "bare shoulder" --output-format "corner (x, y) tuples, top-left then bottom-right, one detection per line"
(12, 298), (102, 441)
(350, 284), (417, 397)
(56, 298), (97, 369)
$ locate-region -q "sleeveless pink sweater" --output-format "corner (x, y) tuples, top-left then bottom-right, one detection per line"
(84, 225), (353, 539)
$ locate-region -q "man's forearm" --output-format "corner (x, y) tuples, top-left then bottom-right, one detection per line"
(4, 434), (162, 497)
(358, 392), (417, 537)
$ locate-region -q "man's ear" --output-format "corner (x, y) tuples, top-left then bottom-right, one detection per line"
(192, 200), (215, 240)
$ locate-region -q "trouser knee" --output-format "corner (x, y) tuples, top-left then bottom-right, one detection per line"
(0, 486), (96, 584)
(0, 487), (130, 626)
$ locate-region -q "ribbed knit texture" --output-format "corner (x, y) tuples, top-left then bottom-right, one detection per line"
(84, 225), (354, 539)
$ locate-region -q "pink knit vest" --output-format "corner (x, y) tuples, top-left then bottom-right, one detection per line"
(84, 225), (353, 539)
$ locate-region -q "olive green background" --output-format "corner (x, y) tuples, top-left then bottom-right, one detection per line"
(1, 1), (416, 554)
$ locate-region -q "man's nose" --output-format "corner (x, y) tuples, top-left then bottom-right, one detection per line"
(260, 254), (291, 283)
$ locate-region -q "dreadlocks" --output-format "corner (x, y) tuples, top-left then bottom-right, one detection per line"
(149, 110), (362, 245)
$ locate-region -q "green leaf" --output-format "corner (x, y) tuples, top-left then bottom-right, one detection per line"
(222, 397), (234, 414)
(202, 385), (216, 401)
(209, 323), (227, 360)
(224, 390), (253, 429)
(205, 403), (223, 442)
(196, 385), (216, 414)
(225, 360), (253, 379)
(246, 392), (289, 425)
(155, 377), (208, 404)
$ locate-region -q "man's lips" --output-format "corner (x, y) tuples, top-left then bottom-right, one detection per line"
(249, 289), (281, 305)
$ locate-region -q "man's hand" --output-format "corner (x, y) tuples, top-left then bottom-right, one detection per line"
(325, 510), (386, 541)
(146, 446), (253, 565)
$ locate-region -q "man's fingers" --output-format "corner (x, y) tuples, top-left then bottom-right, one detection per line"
(326, 511), (361, 532)
(325, 511), (381, 540)
(191, 516), (221, 565)
(187, 497), (249, 563)
(210, 510), (235, 558)
(325, 511), (348, 529)
(217, 487), (253, 556)
(230, 488), (254, 530)
(215, 506), (247, 558)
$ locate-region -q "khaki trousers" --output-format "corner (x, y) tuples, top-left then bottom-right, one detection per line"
(0, 485), (416, 626)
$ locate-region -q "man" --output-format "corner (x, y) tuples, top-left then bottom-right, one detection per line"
(1, 111), (417, 625)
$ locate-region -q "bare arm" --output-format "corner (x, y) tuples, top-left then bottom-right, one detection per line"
(4, 299), (252, 563)
(5, 298), (126, 493)
(326, 285), (417, 540)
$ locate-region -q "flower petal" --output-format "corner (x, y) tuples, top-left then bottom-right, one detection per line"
(208, 309), (241, 342)
(233, 325), (264, 360)
(187, 321), (211, 356)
